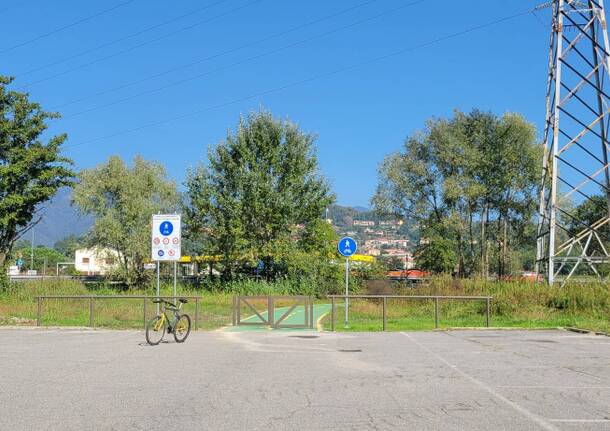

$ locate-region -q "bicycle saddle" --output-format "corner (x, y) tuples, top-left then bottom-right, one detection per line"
(179, 298), (188, 304)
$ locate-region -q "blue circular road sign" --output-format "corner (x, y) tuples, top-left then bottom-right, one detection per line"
(159, 221), (173, 236)
(157, 250), (165, 257)
(338, 237), (357, 257)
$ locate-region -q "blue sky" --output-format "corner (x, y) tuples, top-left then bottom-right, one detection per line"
(1, 0), (550, 207)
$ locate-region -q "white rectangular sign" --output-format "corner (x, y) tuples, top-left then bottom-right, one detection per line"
(151, 214), (181, 261)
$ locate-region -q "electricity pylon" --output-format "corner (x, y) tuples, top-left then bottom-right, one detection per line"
(536, 0), (610, 285)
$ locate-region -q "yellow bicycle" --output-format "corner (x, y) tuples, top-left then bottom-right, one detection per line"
(145, 298), (191, 345)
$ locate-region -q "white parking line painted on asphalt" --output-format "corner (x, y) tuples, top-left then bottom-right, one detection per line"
(549, 419), (610, 423)
(497, 386), (610, 389)
(400, 332), (561, 431)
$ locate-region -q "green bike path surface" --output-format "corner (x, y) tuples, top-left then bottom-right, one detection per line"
(224, 304), (331, 332)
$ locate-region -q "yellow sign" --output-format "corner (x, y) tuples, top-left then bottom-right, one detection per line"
(349, 254), (375, 263)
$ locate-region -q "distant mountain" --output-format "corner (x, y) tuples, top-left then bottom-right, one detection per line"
(352, 206), (370, 212)
(30, 188), (92, 247)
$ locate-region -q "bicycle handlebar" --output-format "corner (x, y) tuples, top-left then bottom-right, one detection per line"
(152, 298), (188, 308)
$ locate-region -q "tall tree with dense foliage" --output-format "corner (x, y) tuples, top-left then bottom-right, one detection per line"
(0, 76), (74, 280)
(373, 110), (540, 277)
(72, 155), (179, 286)
(185, 110), (335, 283)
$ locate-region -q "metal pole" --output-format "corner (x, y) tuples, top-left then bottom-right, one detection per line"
(89, 297), (94, 327)
(30, 229), (34, 270)
(237, 297), (241, 325)
(194, 297), (199, 330)
(486, 298), (491, 328)
(434, 297), (439, 329)
(382, 296), (387, 331)
(547, 0), (564, 285)
(310, 296), (314, 329)
(232, 296), (236, 326)
(331, 296), (335, 332)
(344, 258), (349, 328)
(37, 297), (41, 326)
(156, 261), (160, 314)
(268, 296), (274, 327)
(589, 1), (610, 219)
(173, 261), (177, 303)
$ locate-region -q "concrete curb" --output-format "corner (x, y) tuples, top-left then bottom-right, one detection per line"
(564, 326), (610, 337)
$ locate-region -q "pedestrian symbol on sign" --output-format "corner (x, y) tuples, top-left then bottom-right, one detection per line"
(158, 250), (165, 257)
(337, 237), (357, 257)
(160, 221), (173, 236)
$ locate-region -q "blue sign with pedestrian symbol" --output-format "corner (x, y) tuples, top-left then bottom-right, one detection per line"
(16, 258), (24, 268)
(338, 237), (357, 257)
(159, 221), (173, 236)
(157, 250), (165, 257)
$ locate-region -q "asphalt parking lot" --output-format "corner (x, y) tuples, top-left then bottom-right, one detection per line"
(1, 328), (609, 430)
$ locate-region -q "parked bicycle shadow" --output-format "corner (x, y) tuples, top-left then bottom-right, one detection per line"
(138, 340), (171, 346)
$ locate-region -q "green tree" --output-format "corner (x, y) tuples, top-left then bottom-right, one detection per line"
(414, 235), (458, 274)
(53, 234), (85, 259)
(373, 110), (540, 277)
(72, 155), (179, 286)
(10, 245), (68, 274)
(185, 110), (335, 282)
(0, 76), (73, 280)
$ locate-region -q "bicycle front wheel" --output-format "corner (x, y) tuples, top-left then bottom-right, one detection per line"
(173, 314), (191, 343)
(146, 316), (166, 345)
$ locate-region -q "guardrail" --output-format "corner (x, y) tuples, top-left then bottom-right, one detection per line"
(326, 295), (493, 331)
(36, 296), (201, 329)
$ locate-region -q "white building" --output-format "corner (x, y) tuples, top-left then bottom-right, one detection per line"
(74, 248), (120, 275)
(353, 220), (375, 227)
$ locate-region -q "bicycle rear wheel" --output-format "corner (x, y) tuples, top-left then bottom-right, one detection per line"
(173, 314), (191, 343)
(146, 316), (166, 345)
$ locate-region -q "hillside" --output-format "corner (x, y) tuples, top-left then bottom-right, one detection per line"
(30, 188), (92, 247)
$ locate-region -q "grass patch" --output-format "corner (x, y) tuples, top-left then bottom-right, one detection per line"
(1, 277), (609, 333)
(321, 278), (610, 333)
(0, 280), (234, 330)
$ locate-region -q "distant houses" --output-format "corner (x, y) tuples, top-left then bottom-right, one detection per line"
(74, 248), (119, 275)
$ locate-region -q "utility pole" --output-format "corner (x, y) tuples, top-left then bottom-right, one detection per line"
(30, 229), (34, 270)
(537, 0), (610, 285)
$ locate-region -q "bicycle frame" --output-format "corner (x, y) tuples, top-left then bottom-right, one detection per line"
(153, 302), (184, 332)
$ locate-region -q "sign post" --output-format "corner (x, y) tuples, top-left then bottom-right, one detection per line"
(337, 237), (357, 328)
(151, 214), (182, 313)
(173, 261), (177, 303)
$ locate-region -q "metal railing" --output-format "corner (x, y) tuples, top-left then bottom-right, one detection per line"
(327, 295), (493, 331)
(232, 295), (314, 329)
(36, 295), (201, 329)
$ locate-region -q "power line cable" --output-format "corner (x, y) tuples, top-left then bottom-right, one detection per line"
(18, 0), (264, 89)
(51, 0), (382, 111)
(15, 0), (232, 78)
(0, 0), (138, 54)
(64, 9), (532, 150)
(62, 0), (426, 119)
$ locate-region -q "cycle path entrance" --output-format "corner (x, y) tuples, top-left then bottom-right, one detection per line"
(223, 304), (331, 332)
